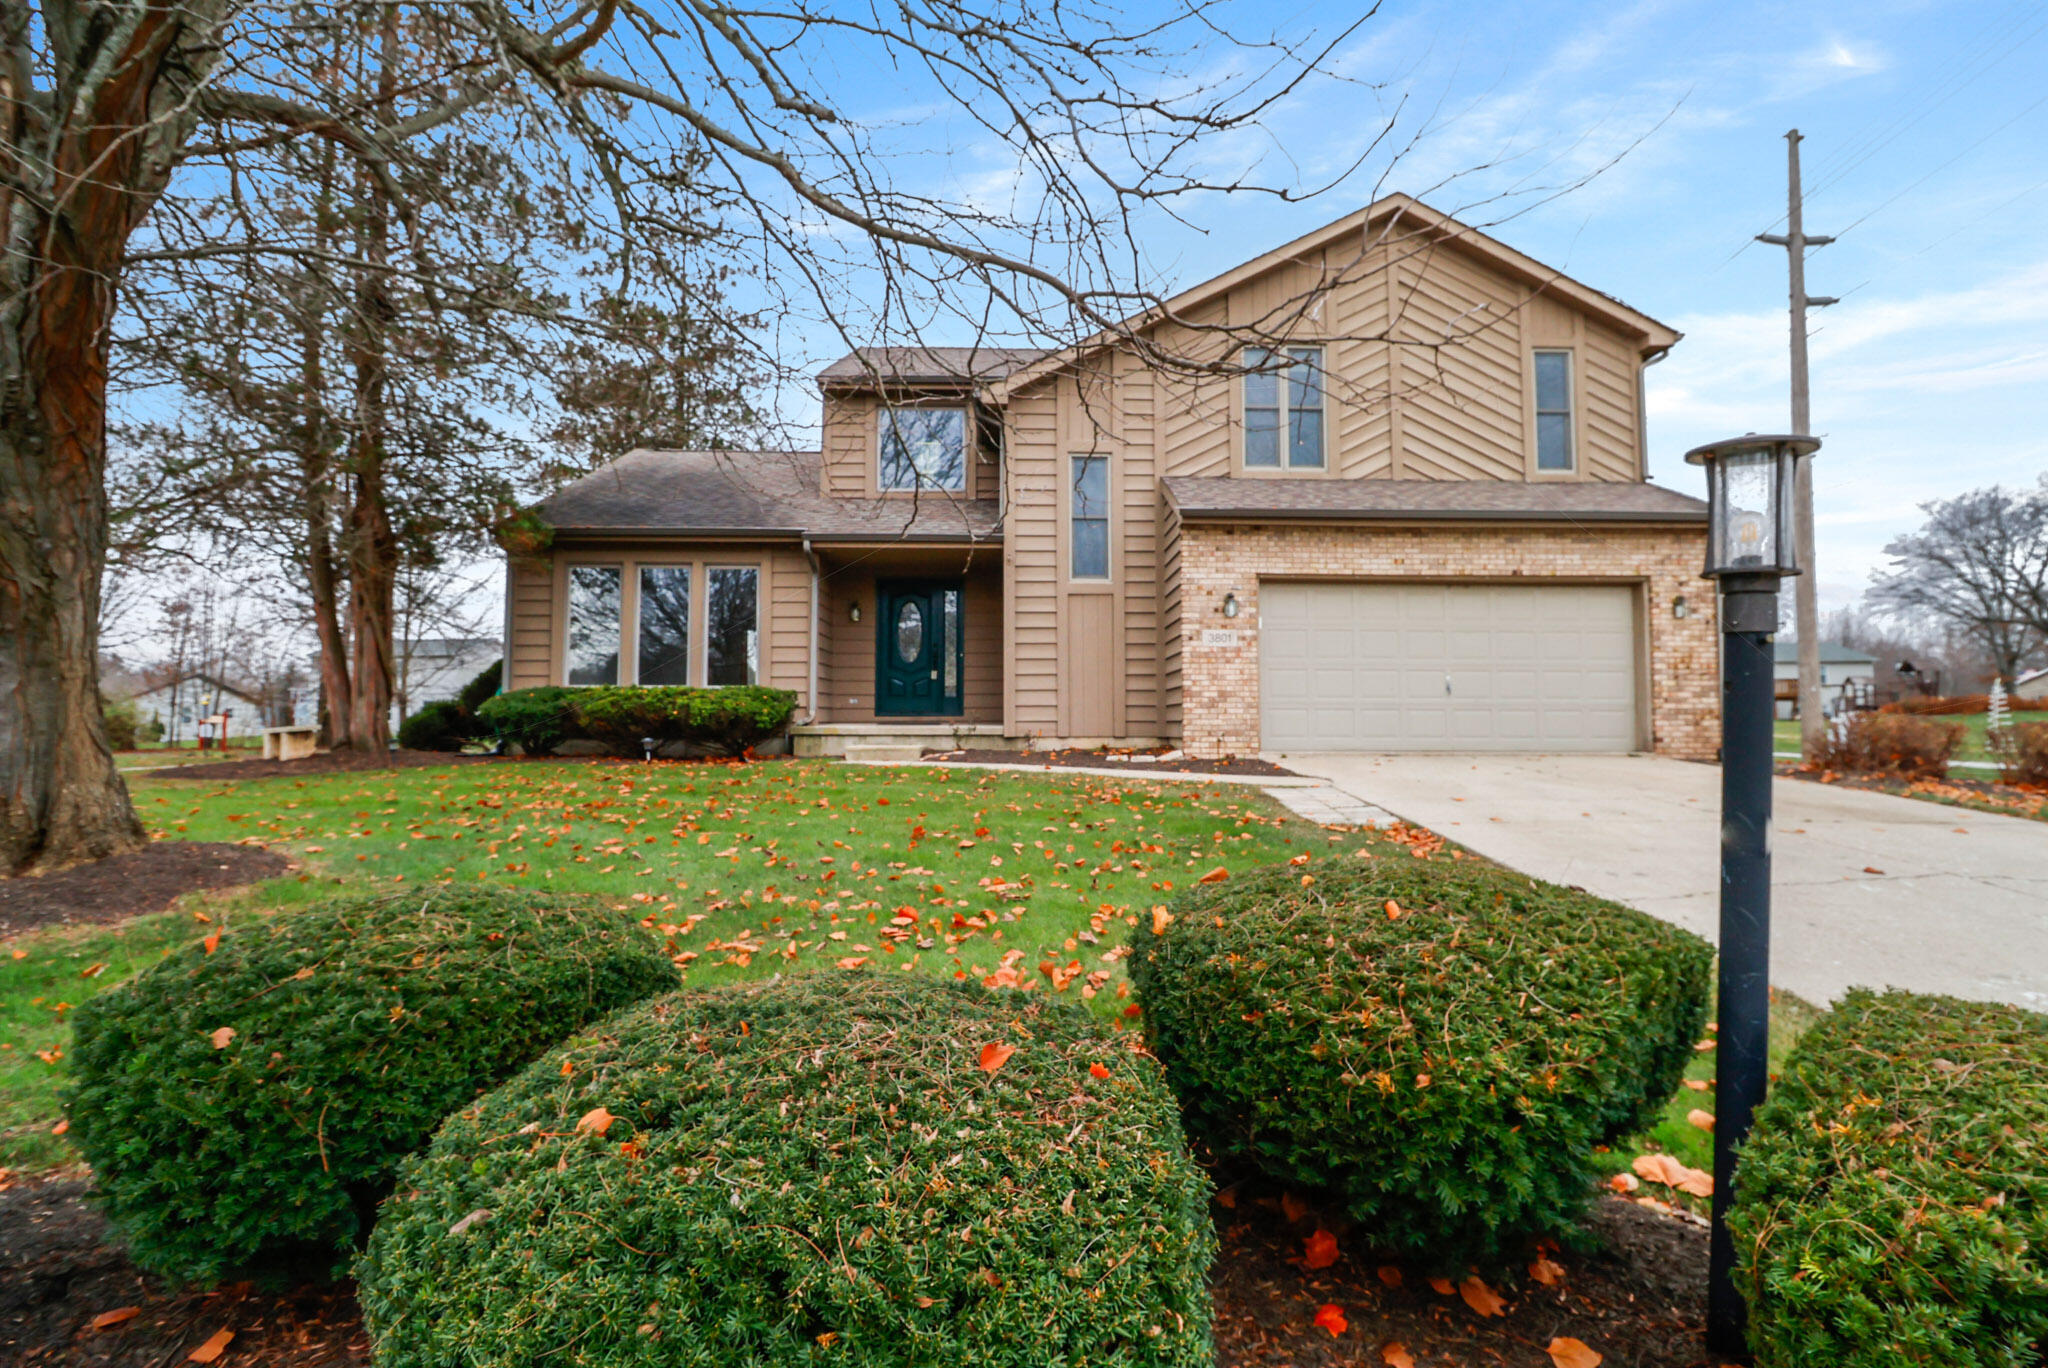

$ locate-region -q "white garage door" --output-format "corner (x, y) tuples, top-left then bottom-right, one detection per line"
(1260, 582), (1639, 752)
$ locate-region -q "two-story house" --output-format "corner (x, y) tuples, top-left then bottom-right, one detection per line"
(506, 194), (1718, 759)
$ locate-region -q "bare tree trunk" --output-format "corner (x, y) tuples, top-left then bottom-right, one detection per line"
(343, 5), (401, 753)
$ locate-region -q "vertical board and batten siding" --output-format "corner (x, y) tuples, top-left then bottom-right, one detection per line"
(1000, 222), (1659, 743)
(506, 541), (812, 708)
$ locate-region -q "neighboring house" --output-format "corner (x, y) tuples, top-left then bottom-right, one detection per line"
(392, 636), (499, 728)
(125, 672), (267, 745)
(1772, 642), (1877, 720)
(506, 194), (1718, 759)
(2014, 666), (2048, 702)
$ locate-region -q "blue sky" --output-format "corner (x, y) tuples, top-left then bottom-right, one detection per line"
(795, 0), (2048, 612)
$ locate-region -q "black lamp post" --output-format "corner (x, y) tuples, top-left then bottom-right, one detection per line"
(1686, 432), (1820, 1356)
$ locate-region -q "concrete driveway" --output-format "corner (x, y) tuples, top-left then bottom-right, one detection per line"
(1276, 753), (2048, 1011)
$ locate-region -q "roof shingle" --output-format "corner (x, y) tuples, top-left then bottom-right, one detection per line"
(1163, 476), (1709, 523)
(816, 346), (1049, 386)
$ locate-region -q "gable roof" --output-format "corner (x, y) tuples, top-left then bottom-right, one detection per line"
(990, 192), (1681, 401)
(817, 346), (1048, 389)
(538, 449), (1000, 543)
(1163, 476), (1707, 524)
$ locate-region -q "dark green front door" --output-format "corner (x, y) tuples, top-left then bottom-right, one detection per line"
(876, 580), (965, 717)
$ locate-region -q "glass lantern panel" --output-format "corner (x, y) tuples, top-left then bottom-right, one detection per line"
(1717, 451), (1778, 570)
(896, 600), (925, 663)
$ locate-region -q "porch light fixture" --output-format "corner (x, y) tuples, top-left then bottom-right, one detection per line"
(1672, 595), (1691, 619)
(1221, 592), (1240, 619)
(1684, 431), (1822, 1357)
(848, 601), (862, 624)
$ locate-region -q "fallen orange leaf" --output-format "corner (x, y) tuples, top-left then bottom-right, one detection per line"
(1312, 1303), (1347, 1337)
(187, 1328), (234, 1362)
(51, 1119), (67, 1136)
(1198, 866), (1230, 884)
(1280, 1190), (1311, 1224)
(1607, 1172), (1639, 1193)
(1633, 1152), (1713, 1197)
(209, 1027), (235, 1050)
(1303, 1228), (1339, 1269)
(1151, 906), (1174, 935)
(577, 1107), (616, 1136)
(1427, 1275), (1455, 1296)
(90, 1307), (140, 1330)
(202, 933), (219, 955)
(1687, 1108), (1716, 1133)
(1376, 1264), (1403, 1288)
(1381, 1343), (1416, 1368)
(978, 1042), (1015, 1073)
(1089, 1062), (1111, 1079)
(1460, 1275), (1507, 1317)
(1529, 1254), (1566, 1286)
(1547, 1336), (1603, 1368)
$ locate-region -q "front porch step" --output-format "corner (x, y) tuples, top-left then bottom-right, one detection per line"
(790, 722), (1017, 759)
(842, 742), (930, 763)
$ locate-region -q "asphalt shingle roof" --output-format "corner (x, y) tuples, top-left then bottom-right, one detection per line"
(538, 449), (1000, 542)
(1162, 476), (1710, 523)
(816, 346), (1050, 386)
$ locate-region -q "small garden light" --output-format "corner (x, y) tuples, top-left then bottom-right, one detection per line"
(640, 736), (656, 763)
(1685, 431), (1822, 1357)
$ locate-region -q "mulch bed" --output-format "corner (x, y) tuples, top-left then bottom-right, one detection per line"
(3, 1177), (1712, 1367)
(0, 843), (292, 938)
(143, 749), (499, 782)
(1776, 761), (2047, 821)
(932, 747), (1297, 778)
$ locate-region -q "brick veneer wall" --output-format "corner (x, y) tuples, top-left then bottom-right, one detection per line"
(1175, 522), (1719, 760)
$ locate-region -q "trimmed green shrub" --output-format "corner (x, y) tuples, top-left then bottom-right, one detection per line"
(455, 658), (502, 716)
(570, 683), (799, 756)
(65, 889), (677, 1284)
(1730, 989), (2048, 1367)
(474, 685), (579, 755)
(396, 699), (472, 751)
(359, 974), (1215, 1368)
(1129, 856), (1711, 1264)
(101, 694), (140, 750)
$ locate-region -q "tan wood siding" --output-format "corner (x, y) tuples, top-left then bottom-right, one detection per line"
(507, 558), (555, 689)
(1003, 386), (1061, 736)
(1159, 495), (1184, 732)
(1063, 593), (1117, 736)
(816, 558), (1002, 724)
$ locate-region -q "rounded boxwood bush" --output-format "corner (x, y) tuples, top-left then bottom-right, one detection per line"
(1729, 989), (2047, 1367)
(570, 683), (800, 757)
(474, 685), (579, 755)
(396, 699), (473, 752)
(1129, 855), (1712, 1264)
(66, 889), (678, 1284)
(360, 974), (1215, 1367)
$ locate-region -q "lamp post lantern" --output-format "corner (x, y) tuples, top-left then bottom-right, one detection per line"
(1685, 432), (1820, 1356)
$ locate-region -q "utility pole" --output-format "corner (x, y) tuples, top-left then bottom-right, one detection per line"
(1756, 130), (1837, 758)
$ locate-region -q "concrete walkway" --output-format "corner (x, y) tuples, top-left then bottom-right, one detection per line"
(1275, 753), (2048, 1011)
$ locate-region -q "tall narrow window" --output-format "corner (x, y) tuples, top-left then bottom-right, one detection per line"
(1071, 454), (1110, 580)
(638, 566), (691, 685)
(1534, 350), (1575, 471)
(1242, 346), (1325, 469)
(706, 567), (759, 685)
(879, 407), (968, 491)
(565, 565), (622, 685)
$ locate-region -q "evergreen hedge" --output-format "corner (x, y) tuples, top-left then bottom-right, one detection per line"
(65, 889), (677, 1284)
(474, 685), (579, 755)
(395, 699), (472, 752)
(1730, 989), (2048, 1367)
(1129, 856), (1711, 1264)
(571, 683), (798, 756)
(359, 974), (1216, 1368)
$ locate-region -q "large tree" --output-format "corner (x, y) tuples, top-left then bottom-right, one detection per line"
(5, 0), (1584, 871)
(1869, 486), (2048, 687)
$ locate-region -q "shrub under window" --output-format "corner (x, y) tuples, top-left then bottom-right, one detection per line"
(359, 974), (1215, 1368)
(1729, 989), (2048, 1367)
(64, 889), (677, 1284)
(1129, 855), (1711, 1265)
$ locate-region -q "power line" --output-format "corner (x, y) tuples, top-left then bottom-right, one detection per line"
(1834, 88), (2048, 239)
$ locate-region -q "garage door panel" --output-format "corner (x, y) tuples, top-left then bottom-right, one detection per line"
(1261, 582), (1638, 752)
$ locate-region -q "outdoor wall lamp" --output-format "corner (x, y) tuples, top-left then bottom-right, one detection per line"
(1672, 595), (1691, 619)
(1221, 591), (1240, 619)
(848, 601), (862, 624)
(1684, 431), (1822, 1358)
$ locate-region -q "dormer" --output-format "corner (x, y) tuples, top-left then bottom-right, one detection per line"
(816, 347), (1045, 500)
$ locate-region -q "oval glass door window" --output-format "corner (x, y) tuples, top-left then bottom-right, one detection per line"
(895, 600), (925, 663)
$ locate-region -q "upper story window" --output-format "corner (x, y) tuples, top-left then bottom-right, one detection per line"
(1534, 349), (1575, 472)
(1070, 454), (1110, 580)
(880, 407), (968, 491)
(1243, 346), (1325, 470)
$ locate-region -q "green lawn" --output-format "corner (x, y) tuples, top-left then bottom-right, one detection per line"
(1775, 714), (1995, 762)
(4, 757), (1328, 1171)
